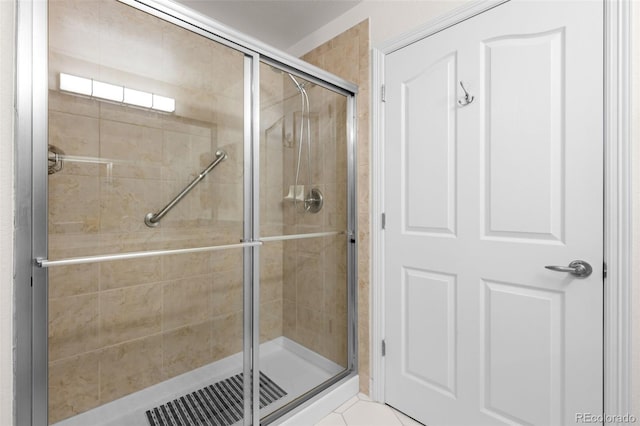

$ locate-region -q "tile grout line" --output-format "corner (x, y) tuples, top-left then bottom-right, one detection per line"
(97, 247), (103, 405)
(389, 405), (424, 426)
(390, 405), (405, 426)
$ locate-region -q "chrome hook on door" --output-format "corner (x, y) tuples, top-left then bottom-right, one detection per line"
(458, 81), (474, 106)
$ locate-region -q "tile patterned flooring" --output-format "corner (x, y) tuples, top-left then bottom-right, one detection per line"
(314, 394), (424, 426)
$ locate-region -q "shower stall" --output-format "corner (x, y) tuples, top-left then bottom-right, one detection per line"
(27, 0), (357, 424)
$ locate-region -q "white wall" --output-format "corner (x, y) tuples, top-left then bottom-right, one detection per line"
(287, 0), (466, 56)
(0, 0), (15, 424)
(632, 0), (640, 418)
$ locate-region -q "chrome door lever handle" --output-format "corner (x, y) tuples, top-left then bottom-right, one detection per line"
(545, 265), (576, 273)
(545, 260), (592, 278)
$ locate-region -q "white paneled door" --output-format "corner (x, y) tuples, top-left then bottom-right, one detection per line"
(383, 1), (603, 425)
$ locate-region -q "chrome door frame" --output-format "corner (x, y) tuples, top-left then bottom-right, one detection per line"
(15, 0), (49, 424)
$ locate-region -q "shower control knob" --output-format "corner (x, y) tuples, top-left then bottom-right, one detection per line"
(304, 188), (324, 214)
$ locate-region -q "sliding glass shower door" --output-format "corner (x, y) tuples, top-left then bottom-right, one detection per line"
(46, 1), (251, 424)
(258, 62), (353, 422)
(39, 1), (356, 425)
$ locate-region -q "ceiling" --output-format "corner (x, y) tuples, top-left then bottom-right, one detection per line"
(175, 0), (362, 52)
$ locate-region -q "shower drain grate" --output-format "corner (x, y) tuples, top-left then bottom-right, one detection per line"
(145, 372), (287, 426)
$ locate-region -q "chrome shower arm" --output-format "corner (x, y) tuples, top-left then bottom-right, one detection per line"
(144, 150), (227, 227)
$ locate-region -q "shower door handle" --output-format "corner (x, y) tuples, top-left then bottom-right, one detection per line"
(545, 260), (592, 278)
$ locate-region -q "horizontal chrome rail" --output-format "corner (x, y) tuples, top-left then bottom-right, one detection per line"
(145, 150), (227, 227)
(35, 241), (260, 268)
(260, 230), (345, 242)
(34, 232), (348, 268)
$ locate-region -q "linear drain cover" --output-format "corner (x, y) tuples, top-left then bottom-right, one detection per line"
(145, 372), (286, 426)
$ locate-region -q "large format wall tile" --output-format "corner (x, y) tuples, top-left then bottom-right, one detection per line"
(49, 263), (99, 298)
(99, 177), (162, 233)
(211, 312), (243, 360)
(99, 284), (162, 346)
(48, 174), (100, 234)
(99, 335), (164, 403)
(49, 352), (100, 424)
(49, 294), (100, 361)
(162, 275), (213, 330)
(162, 320), (214, 378)
(211, 269), (243, 317)
(99, 120), (164, 180)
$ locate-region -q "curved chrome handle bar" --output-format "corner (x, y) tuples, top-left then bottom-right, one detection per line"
(145, 150), (227, 227)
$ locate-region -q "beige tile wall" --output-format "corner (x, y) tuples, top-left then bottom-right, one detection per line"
(47, 0), (284, 423)
(300, 20), (370, 394)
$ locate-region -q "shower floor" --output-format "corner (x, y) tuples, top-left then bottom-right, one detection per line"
(52, 337), (343, 426)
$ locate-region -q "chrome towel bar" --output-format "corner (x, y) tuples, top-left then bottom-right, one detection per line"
(260, 230), (344, 242)
(145, 150), (227, 227)
(35, 241), (260, 268)
(34, 231), (347, 268)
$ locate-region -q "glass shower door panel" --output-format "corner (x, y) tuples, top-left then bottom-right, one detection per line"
(258, 62), (351, 419)
(47, 0), (249, 424)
